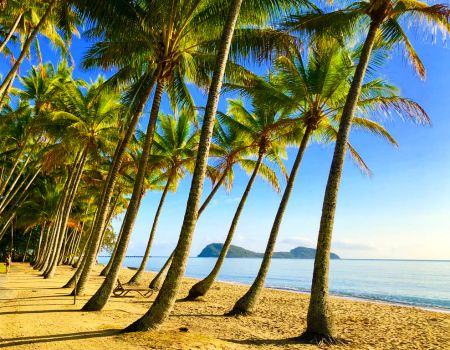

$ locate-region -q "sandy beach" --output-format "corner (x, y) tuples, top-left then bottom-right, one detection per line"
(0, 263), (449, 349)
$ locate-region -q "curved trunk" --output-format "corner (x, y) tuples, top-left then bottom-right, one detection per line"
(305, 21), (380, 341)
(0, 0), (56, 96)
(124, 0), (244, 332)
(147, 143), (231, 290)
(81, 80), (164, 309)
(228, 128), (312, 315)
(33, 223), (47, 266)
(127, 174), (173, 285)
(63, 208), (98, 287)
(39, 220), (58, 272)
(95, 191), (121, 257)
(73, 76), (156, 295)
(58, 227), (71, 265)
(64, 229), (77, 264)
(41, 150), (81, 274)
(44, 149), (87, 279)
(0, 165), (41, 216)
(0, 138), (37, 210)
(35, 223), (50, 269)
(0, 213), (14, 241)
(68, 230), (82, 265)
(186, 153), (264, 300)
(0, 12), (22, 53)
(0, 69), (17, 109)
(0, 142), (26, 196)
(197, 171), (227, 216)
(100, 210), (127, 276)
(148, 249), (174, 290)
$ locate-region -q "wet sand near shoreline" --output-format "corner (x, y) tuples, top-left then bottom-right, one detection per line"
(0, 263), (449, 349)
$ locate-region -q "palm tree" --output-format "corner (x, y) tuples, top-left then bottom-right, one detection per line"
(41, 77), (123, 278)
(146, 118), (254, 290)
(184, 98), (292, 300)
(284, 1), (448, 340)
(72, 0), (231, 298)
(122, 0), (245, 332)
(126, 111), (199, 285)
(122, 0), (307, 332)
(0, 0), (79, 98)
(226, 43), (430, 315)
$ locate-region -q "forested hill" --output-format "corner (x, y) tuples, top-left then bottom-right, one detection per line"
(198, 243), (340, 259)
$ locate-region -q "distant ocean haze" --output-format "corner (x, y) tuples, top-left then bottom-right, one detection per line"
(98, 256), (450, 310)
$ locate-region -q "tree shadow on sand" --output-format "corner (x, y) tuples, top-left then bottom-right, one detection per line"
(225, 335), (350, 347)
(0, 309), (79, 316)
(0, 329), (119, 348)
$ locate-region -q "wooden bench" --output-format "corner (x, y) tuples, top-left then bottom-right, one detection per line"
(112, 279), (154, 298)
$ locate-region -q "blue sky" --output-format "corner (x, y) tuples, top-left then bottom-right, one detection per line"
(3, 24), (449, 260)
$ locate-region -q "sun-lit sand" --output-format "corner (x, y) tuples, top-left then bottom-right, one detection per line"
(0, 263), (449, 349)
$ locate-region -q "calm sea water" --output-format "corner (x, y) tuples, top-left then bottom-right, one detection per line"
(98, 256), (450, 310)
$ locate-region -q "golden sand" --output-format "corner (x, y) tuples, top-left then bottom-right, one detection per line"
(0, 263), (448, 349)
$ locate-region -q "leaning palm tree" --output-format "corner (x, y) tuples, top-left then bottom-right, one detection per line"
(122, 0), (307, 332)
(127, 111), (199, 285)
(122, 0), (246, 332)
(226, 42), (430, 315)
(41, 76), (122, 278)
(284, 0), (448, 340)
(73, 0), (232, 298)
(0, 0), (79, 98)
(146, 118), (257, 291)
(184, 98), (293, 300)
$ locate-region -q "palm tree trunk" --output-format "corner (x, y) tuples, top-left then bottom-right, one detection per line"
(0, 0), (56, 96)
(0, 143), (26, 199)
(68, 229), (81, 265)
(0, 165), (41, 215)
(127, 173), (173, 285)
(22, 228), (33, 262)
(148, 166), (229, 290)
(186, 152), (264, 300)
(0, 213), (14, 241)
(35, 223), (50, 269)
(64, 210), (99, 288)
(100, 210), (127, 277)
(80, 79), (164, 307)
(41, 150), (80, 273)
(0, 12), (22, 53)
(0, 68), (17, 109)
(228, 128), (312, 315)
(73, 76), (156, 296)
(197, 171), (227, 216)
(33, 223), (47, 266)
(304, 21), (380, 341)
(148, 249), (174, 290)
(63, 228), (76, 264)
(124, 0), (244, 332)
(39, 220), (58, 272)
(43, 160), (79, 276)
(58, 227), (70, 265)
(45, 149), (87, 278)
(95, 191), (121, 257)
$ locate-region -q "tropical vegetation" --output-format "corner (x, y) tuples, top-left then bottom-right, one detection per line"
(0, 0), (447, 343)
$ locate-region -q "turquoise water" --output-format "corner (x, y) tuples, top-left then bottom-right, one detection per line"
(98, 256), (450, 310)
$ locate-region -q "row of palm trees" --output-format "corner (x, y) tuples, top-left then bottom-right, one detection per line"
(0, 0), (447, 342)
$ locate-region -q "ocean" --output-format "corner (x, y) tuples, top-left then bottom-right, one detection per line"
(97, 256), (450, 310)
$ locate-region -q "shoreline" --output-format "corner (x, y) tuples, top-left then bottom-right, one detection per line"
(129, 265), (450, 314)
(102, 255), (450, 262)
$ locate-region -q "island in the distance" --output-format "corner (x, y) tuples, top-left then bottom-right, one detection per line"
(198, 243), (340, 259)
